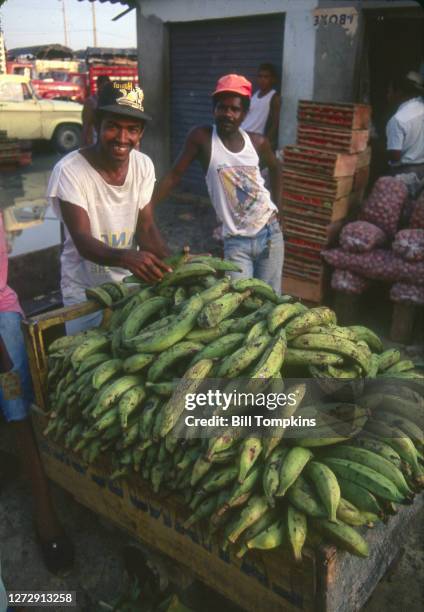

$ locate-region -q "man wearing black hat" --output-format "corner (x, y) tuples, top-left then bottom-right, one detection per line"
(47, 83), (171, 332)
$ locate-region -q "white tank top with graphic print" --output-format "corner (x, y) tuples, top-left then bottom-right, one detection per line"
(205, 126), (277, 237)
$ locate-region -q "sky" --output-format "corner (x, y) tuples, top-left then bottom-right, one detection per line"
(0, 0), (137, 51)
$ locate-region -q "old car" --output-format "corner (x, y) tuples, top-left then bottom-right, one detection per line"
(0, 74), (82, 153)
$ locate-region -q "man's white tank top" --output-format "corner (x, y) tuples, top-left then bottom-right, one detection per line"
(241, 89), (276, 134)
(205, 126), (277, 237)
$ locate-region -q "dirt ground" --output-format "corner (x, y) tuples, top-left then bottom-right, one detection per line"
(1, 152), (423, 611)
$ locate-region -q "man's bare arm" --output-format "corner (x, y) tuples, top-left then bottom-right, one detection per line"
(387, 150), (402, 164)
(251, 134), (282, 214)
(135, 203), (170, 259)
(59, 200), (171, 283)
(149, 127), (206, 206)
(265, 93), (281, 151)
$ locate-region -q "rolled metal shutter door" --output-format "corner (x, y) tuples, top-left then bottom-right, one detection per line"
(170, 14), (285, 195)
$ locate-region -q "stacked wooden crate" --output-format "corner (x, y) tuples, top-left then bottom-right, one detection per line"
(281, 101), (371, 303)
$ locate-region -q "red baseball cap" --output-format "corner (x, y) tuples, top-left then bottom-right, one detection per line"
(212, 74), (252, 98)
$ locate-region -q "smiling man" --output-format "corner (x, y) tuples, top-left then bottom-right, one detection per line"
(47, 83), (170, 332)
(149, 74), (284, 292)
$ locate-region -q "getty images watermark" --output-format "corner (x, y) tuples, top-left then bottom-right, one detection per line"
(184, 389), (317, 429)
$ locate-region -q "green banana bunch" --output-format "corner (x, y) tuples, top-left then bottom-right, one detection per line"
(304, 461), (340, 522)
(245, 320), (268, 343)
(197, 291), (251, 329)
(312, 519), (369, 558)
(146, 341), (204, 382)
(190, 465), (238, 510)
(185, 319), (235, 343)
(190, 333), (244, 366)
(284, 349), (343, 368)
(236, 508), (279, 558)
(276, 447), (313, 497)
(292, 333), (371, 374)
(286, 505), (307, 563)
(158, 358), (214, 438)
(121, 296), (169, 345)
(232, 278), (281, 304)
(71, 334), (109, 370)
(262, 447), (288, 504)
(159, 262), (216, 288)
(284, 307), (336, 341)
(216, 334), (270, 378)
(85, 286), (113, 307)
(323, 445), (412, 497)
(286, 475), (327, 518)
(348, 325), (383, 353)
(245, 518), (285, 552)
(118, 384), (146, 429)
(321, 457), (405, 503)
(188, 255), (242, 272)
(226, 495), (270, 544)
(267, 302), (307, 334)
(337, 498), (379, 526)
(262, 383), (306, 459)
(377, 348), (401, 372)
(92, 358), (123, 390)
(132, 296), (204, 353)
(336, 476), (382, 516)
(230, 302), (274, 333)
(249, 330), (286, 379)
(123, 353), (154, 374)
(238, 436), (263, 483)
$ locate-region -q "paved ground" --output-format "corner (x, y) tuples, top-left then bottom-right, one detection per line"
(1, 151), (423, 611)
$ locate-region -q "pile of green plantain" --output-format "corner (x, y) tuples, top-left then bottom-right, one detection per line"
(44, 252), (424, 562)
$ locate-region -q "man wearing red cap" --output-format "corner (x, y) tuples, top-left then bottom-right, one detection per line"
(149, 74), (284, 292)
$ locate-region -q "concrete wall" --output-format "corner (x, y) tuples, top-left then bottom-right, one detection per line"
(136, 0), (422, 175)
(136, 7), (171, 174)
(280, 6), (318, 146)
(313, 1), (421, 103)
(136, 0), (319, 175)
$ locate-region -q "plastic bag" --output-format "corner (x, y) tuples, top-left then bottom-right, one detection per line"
(360, 177), (407, 237)
(410, 192), (424, 229)
(390, 282), (424, 305)
(339, 221), (386, 253)
(322, 248), (424, 284)
(392, 229), (424, 262)
(331, 269), (370, 294)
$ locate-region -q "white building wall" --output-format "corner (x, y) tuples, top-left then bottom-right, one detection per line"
(135, 0), (422, 174)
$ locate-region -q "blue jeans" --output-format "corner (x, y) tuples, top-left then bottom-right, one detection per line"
(0, 311), (33, 422)
(65, 311), (103, 335)
(224, 219), (284, 293)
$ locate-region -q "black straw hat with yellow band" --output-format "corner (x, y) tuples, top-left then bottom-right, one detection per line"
(97, 82), (152, 122)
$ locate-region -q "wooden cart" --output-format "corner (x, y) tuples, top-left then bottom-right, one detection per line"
(24, 304), (424, 612)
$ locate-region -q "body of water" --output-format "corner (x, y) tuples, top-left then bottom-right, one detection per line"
(0, 152), (62, 257)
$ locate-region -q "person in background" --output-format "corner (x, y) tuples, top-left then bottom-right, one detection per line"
(81, 75), (111, 146)
(386, 70), (424, 197)
(241, 63), (281, 151)
(48, 84), (170, 334)
(148, 74), (284, 292)
(0, 211), (74, 575)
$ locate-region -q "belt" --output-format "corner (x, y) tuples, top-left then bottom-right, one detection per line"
(267, 211), (281, 225)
